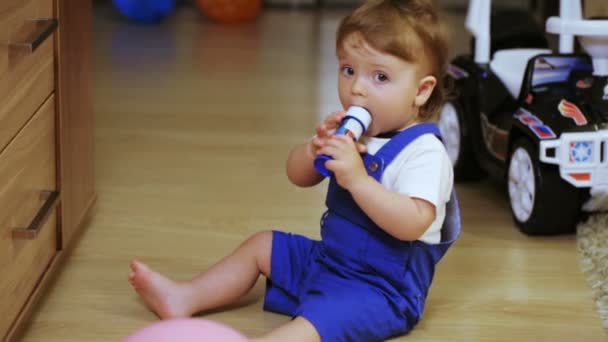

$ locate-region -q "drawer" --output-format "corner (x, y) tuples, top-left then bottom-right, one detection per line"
(0, 95), (57, 339)
(0, 0), (56, 153)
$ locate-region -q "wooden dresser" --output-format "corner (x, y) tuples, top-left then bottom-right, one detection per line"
(0, 0), (95, 341)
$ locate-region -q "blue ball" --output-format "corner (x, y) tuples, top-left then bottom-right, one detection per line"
(112, 0), (176, 24)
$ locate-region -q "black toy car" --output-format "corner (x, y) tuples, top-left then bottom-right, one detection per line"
(438, 1), (608, 235)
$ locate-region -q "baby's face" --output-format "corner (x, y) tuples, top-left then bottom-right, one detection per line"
(337, 33), (425, 136)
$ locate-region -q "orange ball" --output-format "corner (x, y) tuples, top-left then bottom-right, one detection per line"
(195, 0), (262, 24)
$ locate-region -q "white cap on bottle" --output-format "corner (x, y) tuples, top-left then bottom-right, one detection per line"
(345, 106), (372, 131)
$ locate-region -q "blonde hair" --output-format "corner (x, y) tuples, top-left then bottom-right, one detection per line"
(336, 0), (449, 121)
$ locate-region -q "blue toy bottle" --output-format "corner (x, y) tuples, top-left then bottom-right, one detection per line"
(314, 106), (372, 177)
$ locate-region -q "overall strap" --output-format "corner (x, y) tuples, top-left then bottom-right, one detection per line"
(324, 122), (444, 231)
(373, 123), (442, 168)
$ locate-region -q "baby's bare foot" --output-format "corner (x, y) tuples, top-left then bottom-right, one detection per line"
(129, 259), (193, 319)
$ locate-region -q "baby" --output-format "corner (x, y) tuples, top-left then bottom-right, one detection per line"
(129, 1), (460, 341)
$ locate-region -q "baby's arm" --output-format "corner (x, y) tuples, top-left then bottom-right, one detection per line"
(349, 179), (436, 241)
(321, 136), (448, 241)
(285, 141), (325, 187)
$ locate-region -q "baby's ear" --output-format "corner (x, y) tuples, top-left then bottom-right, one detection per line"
(414, 76), (437, 107)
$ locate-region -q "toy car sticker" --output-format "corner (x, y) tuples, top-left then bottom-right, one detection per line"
(514, 107), (532, 117)
(532, 56), (593, 88)
(558, 99), (587, 126)
(529, 124), (556, 139)
(519, 115), (542, 125)
(447, 64), (468, 79)
(514, 107), (541, 125)
(513, 107), (556, 139)
(569, 141), (593, 163)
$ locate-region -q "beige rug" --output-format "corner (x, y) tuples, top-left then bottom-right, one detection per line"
(577, 213), (608, 329)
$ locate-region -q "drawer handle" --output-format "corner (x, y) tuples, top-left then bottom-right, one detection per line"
(9, 18), (58, 53)
(12, 191), (59, 240)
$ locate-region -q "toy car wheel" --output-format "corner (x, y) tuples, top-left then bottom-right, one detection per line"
(438, 101), (484, 181)
(507, 138), (583, 235)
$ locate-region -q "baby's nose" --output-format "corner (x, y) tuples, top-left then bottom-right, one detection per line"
(351, 80), (366, 96)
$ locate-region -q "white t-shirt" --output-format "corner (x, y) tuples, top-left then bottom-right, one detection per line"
(364, 133), (454, 244)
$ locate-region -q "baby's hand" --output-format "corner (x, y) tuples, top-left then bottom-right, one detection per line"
(319, 135), (368, 189)
(308, 111), (367, 158)
(309, 111), (345, 155)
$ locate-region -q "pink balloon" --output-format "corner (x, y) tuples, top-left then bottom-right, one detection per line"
(123, 318), (249, 342)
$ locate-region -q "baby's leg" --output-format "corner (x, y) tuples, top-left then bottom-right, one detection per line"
(252, 317), (320, 342)
(129, 230), (272, 319)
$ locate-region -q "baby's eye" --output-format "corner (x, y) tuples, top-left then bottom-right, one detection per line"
(374, 72), (389, 82)
(341, 66), (355, 76)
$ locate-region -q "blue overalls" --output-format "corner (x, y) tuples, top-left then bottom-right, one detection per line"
(264, 123), (462, 341)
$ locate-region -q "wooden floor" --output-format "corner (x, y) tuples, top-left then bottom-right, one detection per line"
(19, 4), (606, 341)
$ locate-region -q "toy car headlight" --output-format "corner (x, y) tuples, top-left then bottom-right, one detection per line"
(569, 141), (594, 164)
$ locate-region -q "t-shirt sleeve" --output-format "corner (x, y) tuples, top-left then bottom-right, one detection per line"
(392, 138), (453, 208)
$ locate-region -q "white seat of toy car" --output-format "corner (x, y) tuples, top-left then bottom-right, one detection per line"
(489, 48), (551, 98)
